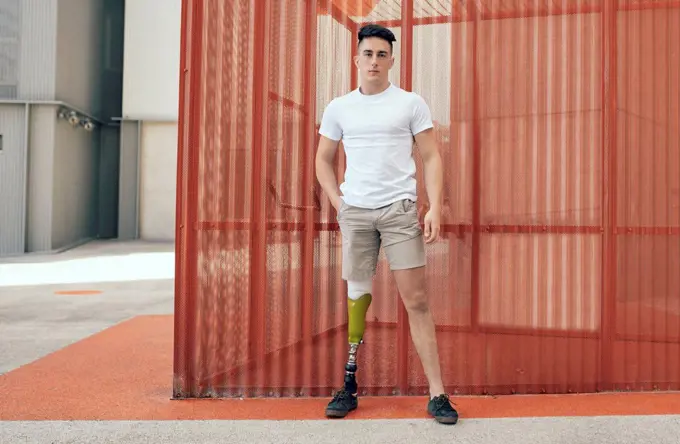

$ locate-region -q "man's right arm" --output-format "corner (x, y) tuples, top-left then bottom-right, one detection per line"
(315, 135), (343, 211)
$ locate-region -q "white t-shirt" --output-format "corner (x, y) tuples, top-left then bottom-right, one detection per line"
(318, 83), (434, 209)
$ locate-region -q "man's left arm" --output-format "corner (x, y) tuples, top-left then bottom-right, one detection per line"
(414, 128), (443, 244)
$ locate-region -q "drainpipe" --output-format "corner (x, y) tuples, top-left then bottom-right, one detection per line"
(22, 103), (30, 252)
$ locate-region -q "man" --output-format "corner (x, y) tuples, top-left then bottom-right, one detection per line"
(314, 24), (458, 425)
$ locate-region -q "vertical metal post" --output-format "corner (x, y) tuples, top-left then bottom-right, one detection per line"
(342, 17), (357, 212)
(248, 0), (271, 396)
(22, 102), (30, 253)
(469, 0), (481, 333)
(173, 0), (202, 398)
(301, 0), (318, 392)
(599, 0), (618, 392)
(351, 28), (358, 89)
(397, 0), (414, 395)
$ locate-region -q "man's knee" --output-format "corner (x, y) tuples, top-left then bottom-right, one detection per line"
(402, 289), (429, 313)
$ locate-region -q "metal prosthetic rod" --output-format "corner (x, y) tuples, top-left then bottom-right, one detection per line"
(344, 293), (372, 395)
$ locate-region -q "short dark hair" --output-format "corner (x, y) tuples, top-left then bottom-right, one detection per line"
(358, 24), (396, 52)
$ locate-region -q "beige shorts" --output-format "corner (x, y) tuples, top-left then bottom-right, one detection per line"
(337, 198), (426, 281)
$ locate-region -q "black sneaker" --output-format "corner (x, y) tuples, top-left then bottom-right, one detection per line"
(325, 389), (357, 418)
(427, 394), (459, 424)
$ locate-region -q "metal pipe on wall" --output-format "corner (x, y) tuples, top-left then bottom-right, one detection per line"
(135, 120), (141, 239)
(21, 103), (30, 253)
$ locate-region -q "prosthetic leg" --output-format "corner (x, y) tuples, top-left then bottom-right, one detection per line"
(344, 292), (372, 395)
(326, 280), (372, 418)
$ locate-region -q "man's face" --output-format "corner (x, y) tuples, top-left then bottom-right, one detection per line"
(354, 37), (394, 84)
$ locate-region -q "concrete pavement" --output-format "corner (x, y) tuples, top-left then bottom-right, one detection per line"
(0, 240), (174, 374)
(3, 416), (680, 444)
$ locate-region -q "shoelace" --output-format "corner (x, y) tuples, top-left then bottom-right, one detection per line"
(333, 389), (352, 402)
(433, 394), (456, 411)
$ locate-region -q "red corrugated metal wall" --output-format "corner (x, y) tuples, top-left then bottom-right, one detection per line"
(173, 0), (680, 398)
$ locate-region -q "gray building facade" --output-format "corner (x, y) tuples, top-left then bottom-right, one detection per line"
(0, 0), (124, 256)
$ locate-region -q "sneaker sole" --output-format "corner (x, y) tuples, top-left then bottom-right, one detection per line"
(434, 415), (458, 425)
(325, 408), (354, 418)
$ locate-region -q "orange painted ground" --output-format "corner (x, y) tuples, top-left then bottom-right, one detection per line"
(54, 290), (103, 295)
(3, 315), (680, 421)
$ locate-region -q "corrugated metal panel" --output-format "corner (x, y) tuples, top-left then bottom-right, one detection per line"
(117, 120), (140, 240)
(0, 105), (27, 256)
(0, 0), (21, 99)
(16, 0), (57, 99)
(613, 5), (680, 389)
(25, 105), (55, 253)
(51, 116), (100, 250)
(174, 0), (680, 398)
(139, 122), (177, 240)
(351, 0), (606, 24)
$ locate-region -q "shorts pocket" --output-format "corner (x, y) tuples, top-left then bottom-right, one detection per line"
(402, 199), (416, 213)
(337, 200), (348, 220)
